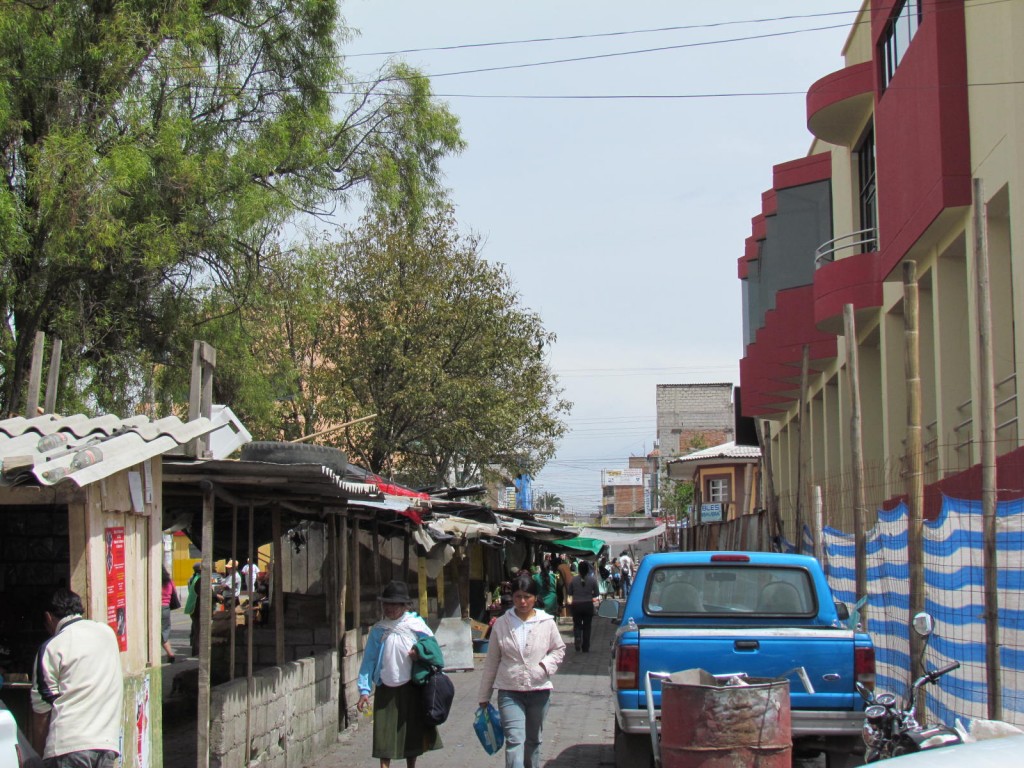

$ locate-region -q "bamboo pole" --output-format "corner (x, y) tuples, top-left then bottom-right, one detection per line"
(290, 413), (378, 443)
(844, 304), (869, 629)
(972, 178), (1002, 720)
(903, 262), (927, 704)
(795, 344), (811, 553)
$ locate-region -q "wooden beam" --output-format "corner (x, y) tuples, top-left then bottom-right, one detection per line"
(43, 338), (62, 414)
(272, 509), (285, 666)
(25, 331), (45, 417)
(196, 488), (215, 768)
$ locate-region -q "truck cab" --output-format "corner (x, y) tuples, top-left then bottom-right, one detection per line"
(601, 551), (873, 768)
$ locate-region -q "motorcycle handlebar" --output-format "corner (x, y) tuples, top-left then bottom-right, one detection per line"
(919, 661), (961, 686)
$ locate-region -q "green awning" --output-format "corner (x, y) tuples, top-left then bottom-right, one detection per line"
(551, 536), (605, 555)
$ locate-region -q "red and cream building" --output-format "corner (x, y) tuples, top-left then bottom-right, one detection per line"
(739, 0), (1024, 530)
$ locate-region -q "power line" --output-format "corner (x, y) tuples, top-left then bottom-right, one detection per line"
(344, 9), (863, 58)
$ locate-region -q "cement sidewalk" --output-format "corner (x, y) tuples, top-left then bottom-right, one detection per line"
(308, 615), (618, 768)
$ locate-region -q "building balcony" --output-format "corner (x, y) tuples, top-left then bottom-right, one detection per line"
(807, 61), (875, 146)
(812, 233), (883, 334)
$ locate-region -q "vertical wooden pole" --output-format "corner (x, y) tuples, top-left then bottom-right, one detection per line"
(245, 504), (254, 761)
(229, 505), (237, 680)
(844, 304), (869, 629)
(339, 515), (348, 641)
(272, 509), (285, 665)
(328, 514), (339, 648)
(972, 178), (1001, 719)
(903, 262), (927, 704)
(43, 338), (62, 414)
(372, 519), (382, 591)
(352, 521), (363, 651)
(418, 556), (429, 617)
(795, 345), (811, 553)
(25, 331), (45, 417)
(196, 488), (215, 768)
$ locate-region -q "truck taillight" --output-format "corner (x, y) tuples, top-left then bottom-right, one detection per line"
(855, 646), (876, 691)
(615, 645), (639, 690)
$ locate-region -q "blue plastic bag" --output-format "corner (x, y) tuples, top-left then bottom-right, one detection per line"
(474, 703), (504, 755)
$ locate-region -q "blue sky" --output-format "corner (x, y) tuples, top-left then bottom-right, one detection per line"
(340, 1), (857, 513)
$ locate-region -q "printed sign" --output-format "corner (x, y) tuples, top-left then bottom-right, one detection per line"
(105, 526), (128, 651)
(700, 503), (723, 523)
(601, 468), (644, 487)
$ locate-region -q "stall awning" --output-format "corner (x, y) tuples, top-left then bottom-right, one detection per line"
(551, 536), (605, 555)
(580, 524), (666, 547)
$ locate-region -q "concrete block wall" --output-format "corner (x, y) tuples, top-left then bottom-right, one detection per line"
(656, 383), (735, 457)
(209, 649), (339, 768)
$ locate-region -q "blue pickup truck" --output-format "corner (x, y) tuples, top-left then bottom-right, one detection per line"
(599, 551), (874, 768)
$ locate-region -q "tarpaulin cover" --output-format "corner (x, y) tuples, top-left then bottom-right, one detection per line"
(551, 536), (605, 555)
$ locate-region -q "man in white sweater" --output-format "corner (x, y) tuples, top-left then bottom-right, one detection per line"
(30, 589), (123, 768)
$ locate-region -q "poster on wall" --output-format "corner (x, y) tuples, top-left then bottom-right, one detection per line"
(104, 526), (128, 651)
(135, 675), (150, 768)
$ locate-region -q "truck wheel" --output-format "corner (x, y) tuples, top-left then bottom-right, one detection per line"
(614, 721), (653, 768)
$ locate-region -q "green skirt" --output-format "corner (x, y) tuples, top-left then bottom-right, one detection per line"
(372, 682), (443, 759)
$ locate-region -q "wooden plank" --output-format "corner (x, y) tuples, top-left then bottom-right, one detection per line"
(25, 331), (45, 417)
(273, 509), (285, 665)
(43, 338), (62, 414)
(197, 488), (215, 768)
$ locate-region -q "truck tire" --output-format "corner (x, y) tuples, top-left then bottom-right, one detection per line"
(240, 441), (348, 475)
(614, 721), (653, 768)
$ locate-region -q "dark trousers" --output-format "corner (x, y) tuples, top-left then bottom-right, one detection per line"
(571, 602), (595, 651)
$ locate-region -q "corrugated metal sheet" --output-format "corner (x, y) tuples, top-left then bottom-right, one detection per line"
(0, 413), (218, 488)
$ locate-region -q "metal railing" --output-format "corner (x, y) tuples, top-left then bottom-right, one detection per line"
(814, 227), (878, 269)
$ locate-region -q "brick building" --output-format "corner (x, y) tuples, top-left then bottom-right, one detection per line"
(655, 383), (735, 459)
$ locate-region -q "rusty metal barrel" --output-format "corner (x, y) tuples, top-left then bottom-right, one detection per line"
(660, 673), (792, 768)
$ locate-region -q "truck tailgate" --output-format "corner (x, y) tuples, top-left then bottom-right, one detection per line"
(631, 626), (860, 712)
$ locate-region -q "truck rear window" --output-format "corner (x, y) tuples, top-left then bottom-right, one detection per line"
(644, 565), (815, 616)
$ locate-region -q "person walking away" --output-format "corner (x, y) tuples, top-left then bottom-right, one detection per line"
(357, 581), (442, 768)
(555, 556), (573, 618)
(30, 588), (124, 768)
(478, 573), (565, 768)
(184, 562), (202, 657)
(618, 551), (635, 600)
(533, 562), (558, 615)
(160, 567), (177, 663)
(240, 557), (261, 595)
(568, 561), (600, 652)
(610, 561), (622, 599)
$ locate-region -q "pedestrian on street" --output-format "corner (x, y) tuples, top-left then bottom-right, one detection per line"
(555, 556), (573, 617)
(478, 573), (565, 768)
(568, 561), (599, 652)
(30, 588), (124, 768)
(184, 562), (202, 656)
(160, 567), (177, 663)
(356, 581), (442, 768)
(618, 550), (635, 600)
(533, 561), (558, 615)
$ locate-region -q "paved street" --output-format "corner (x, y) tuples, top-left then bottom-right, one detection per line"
(308, 615), (617, 768)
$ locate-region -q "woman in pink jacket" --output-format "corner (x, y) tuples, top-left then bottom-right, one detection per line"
(478, 572), (566, 768)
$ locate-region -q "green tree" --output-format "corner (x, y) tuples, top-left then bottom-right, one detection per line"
(535, 492), (564, 512)
(662, 479), (694, 520)
(0, 0), (463, 414)
(325, 206), (571, 486)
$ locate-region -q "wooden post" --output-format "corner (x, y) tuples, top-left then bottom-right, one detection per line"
(973, 178), (1001, 720)
(272, 509), (285, 665)
(795, 345), (811, 553)
(197, 488), (215, 768)
(903, 262), (927, 706)
(245, 504), (254, 763)
(458, 546), (471, 620)
(339, 515), (348, 641)
(25, 331), (45, 417)
(327, 514), (339, 648)
(372, 519), (382, 592)
(812, 486), (824, 562)
(352, 520), (363, 651)
(187, 341), (217, 457)
(844, 304), (870, 629)
(229, 505), (237, 680)
(43, 338), (62, 414)
(418, 556), (429, 618)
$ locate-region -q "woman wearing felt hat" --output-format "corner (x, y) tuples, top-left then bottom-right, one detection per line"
(357, 580), (442, 767)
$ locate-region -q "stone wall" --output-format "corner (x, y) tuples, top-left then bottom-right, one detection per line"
(210, 650), (339, 768)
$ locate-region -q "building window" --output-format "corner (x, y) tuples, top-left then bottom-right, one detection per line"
(856, 127), (877, 251)
(705, 476), (731, 503)
(881, 0), (922, 89)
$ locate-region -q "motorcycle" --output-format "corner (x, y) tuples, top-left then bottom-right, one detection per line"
(856, 611), (963, 761)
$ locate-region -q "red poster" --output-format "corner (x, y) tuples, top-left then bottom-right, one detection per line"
(104, 526), (128, 651)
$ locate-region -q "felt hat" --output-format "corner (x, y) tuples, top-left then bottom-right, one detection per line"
(379, 580), (413, 604)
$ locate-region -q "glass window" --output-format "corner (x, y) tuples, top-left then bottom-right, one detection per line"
(881, 0), (922, 89)
(644, 565), (816, 616)
(856, 128), (877, 251)
(706, 476), (730, 503)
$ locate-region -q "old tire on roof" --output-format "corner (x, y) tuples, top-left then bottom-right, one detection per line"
(240, 441), (348, 475)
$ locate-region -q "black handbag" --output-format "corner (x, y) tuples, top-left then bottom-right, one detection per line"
(421, 667), (455, 727)
(169, 588), (181, 610)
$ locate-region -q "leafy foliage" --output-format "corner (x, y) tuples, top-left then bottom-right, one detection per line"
(0, 0), (462, 414)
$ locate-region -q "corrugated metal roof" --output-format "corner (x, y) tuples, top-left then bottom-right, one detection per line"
(666, 441), (761, 464)
(0, 413), (219, 488)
